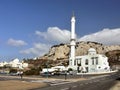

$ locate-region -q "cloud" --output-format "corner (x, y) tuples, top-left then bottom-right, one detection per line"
(20, 27), (71, 57)
(7, 38), (27, 46)
(35, 27), (71, 43)
(20, 27), (120, 58)
(20, 43), (51, 56)
(79, 28), (120, 45)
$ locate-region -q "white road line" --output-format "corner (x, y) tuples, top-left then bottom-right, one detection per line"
(93, 80), (97, 82)
(50, 82), (72, 86)
(85, 82), (88, 84)
(101, 78), (105, 80)
(73, 85), (77, 88)
(89, 81), (93, 83)
(80, 84), (83, 86)
(61, 88), (69, 90)
(96, 80), (100, 82)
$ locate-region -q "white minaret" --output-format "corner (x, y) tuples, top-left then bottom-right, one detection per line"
(69, 14), (76, 66)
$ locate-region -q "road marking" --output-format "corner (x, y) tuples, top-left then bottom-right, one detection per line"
(50, 81), (72, 86)
(96, 80), (100, 82)
(80, 84), (83, 86)
(93, 80), (100, 82)
(89, 81), (93, 83)
(85, 83), (88, 84)
(101, 78), (105, 80)
(61, 88), (69, 90)
(93, 80), (97, 82)
(73, 85), (77, 88)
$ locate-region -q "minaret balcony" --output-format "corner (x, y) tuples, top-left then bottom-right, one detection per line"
(70, 39), (76, 41)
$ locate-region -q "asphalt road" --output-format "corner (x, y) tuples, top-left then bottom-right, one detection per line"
(35, 72), (120, 90)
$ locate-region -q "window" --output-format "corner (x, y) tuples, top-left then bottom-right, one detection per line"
(85, 59), (88, 65)
(77, 60), (81, 66)
(85, 67), (89, 72)
(74, 60), (76, 65)
(70, 59), (72, 66)
(91, 57), (94, 65)
(95, 57), (98, 65)
(92, 60), (94, 65)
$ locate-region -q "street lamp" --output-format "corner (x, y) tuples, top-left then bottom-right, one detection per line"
(46, 60), (49, 79)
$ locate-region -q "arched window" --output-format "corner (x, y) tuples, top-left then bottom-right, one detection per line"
(91, 57), (94, 65)
(95, 57), (98, 65)
(77, 59), (81, 66)
(85, 59), (88, 65)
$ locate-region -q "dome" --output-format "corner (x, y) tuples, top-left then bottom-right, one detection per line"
(13, 58), (19, 63)
(88, 48), (96, 52)
(88, 48), (96, 55)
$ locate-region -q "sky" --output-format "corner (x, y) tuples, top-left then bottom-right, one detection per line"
(0, 0), (120, 61)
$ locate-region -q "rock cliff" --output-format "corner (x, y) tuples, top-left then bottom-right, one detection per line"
(40, 41), (120, 61)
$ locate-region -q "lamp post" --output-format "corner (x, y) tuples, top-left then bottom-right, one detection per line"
(46, 61), (48, 79)
(64, 67), (67, 80)
(46, 60), (49, 79)
(64, 63), (68, 80)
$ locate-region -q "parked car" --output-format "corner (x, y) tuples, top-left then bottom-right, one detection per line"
(9, 72), (19, 76)
(40, 72), (54, 77)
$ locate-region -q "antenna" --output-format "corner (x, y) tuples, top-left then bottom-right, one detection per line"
(72, 11), (75, 17)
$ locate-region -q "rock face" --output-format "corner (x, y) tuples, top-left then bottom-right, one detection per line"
(45, 44), (70, 60)
(41, 41), (120, 61)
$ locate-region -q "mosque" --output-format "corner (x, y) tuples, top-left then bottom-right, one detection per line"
(68, 15), (110, 73)
(41, 15), (111, 74)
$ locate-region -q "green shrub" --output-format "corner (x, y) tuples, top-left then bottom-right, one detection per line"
(68, 68), (73, 71)
(24, 68), (40, 75)
(9, 68), (17, 73)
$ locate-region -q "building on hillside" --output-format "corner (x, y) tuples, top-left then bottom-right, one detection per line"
(0, 58), (28, 69)
(9, 58), (28, 69)
(9, 58), (21, 68)
(0, 61), (8, 67)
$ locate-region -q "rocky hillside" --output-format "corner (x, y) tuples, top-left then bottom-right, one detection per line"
(40, 41), (120, 62)
(24, 41), (120, 68)
(106, 50), (120, 66)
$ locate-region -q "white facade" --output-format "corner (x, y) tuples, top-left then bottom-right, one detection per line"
(41, 66), (66, 73)
(68, 48), (110, 73)
(0, 58), (28, 69)
(75, 48), (110, 73)
(51, 66), (66, 71)
(69, 15), (76, 66)
(9, 58), (21, 68)
(0, 62), (8, 67)
(68, 15), (110, 73)
(9, 58), (28, 69)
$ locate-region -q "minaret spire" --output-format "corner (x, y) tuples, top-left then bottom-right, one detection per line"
(69, 13), (76, 66)
(72, 11), (75, 17)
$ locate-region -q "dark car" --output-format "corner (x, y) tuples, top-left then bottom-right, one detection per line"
(40, 72), (54, 77)
(9, 72), (19, 76)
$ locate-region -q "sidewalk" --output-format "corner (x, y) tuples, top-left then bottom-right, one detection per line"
(0, 75), (86, 90)
(0, 75), (86, 82)
(110, 81), (120, 90)
(0, 80), (47, 90)
(1, 75), (119, 90)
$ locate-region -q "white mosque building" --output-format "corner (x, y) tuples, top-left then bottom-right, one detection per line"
(41, 15), (111, 74)
(68, 15), (110, 73)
